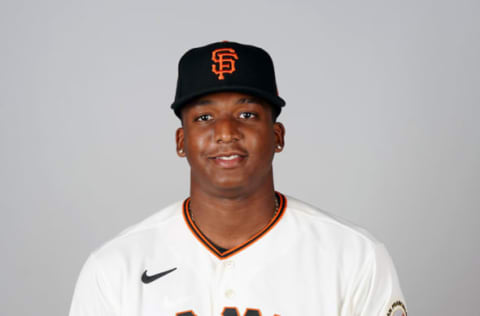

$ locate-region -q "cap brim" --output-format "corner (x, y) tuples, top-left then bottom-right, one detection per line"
(171, 86), (286, 118)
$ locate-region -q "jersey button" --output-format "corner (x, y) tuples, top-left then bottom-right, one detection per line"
(225, 289), (235, 299)
(224, 260), (235, 269)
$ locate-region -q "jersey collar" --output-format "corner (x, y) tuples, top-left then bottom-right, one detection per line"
(182, 192), (287, 260)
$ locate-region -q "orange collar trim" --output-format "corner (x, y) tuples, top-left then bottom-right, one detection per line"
(182, 192), (287, 260)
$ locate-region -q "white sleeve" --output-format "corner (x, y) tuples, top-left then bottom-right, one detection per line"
(349, 243), (408, 316)
(69, 254), (120, 316)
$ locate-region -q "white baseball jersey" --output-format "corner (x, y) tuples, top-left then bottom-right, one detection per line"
(69, 193), (407, 316)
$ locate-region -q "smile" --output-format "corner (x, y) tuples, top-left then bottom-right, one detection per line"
(216, 155), (240, 160)
(209, 153), (247, 168)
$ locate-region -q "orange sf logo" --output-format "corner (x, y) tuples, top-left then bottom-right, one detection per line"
(211, 48), (238, 80)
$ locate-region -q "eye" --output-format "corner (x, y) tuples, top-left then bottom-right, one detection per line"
(195, 114), (213, 122)
(239, 112), (256, 119)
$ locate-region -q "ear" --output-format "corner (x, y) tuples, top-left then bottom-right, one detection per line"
(273, 122), (286, 153)
(175, 127), (186, 157)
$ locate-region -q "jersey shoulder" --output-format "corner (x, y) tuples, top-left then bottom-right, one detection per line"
(284, 195), (407, 311)
(89, 199), (184, 260)
(285, 195), (382, 249)
(116, 200), (184, 237)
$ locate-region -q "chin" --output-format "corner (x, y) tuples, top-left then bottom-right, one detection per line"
(208, 175), (255, 192)
(212, 178), (248, 190)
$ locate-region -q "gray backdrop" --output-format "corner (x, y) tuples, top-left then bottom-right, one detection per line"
(1, 0), (479, 315)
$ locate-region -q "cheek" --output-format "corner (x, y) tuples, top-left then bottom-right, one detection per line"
(184, 131), (211, 167)
(247, 130), (276, 159)
(184, 127), (208, 152)
(187, 136), (208, 154)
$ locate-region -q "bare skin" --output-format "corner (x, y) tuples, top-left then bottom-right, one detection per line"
(175, 92), (285, 249)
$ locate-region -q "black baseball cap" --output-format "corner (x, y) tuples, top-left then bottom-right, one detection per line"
(171, 41), (286, 118)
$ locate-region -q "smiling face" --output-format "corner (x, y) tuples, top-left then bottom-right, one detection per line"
(176, 92), (285, 196)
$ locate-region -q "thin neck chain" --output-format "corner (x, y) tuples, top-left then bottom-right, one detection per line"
(188, 194), (280, 224)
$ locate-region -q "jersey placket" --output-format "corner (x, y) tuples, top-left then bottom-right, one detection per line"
(212, 258), (238, 315)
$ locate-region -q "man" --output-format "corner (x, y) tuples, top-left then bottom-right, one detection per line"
(69, 41), (407, 316)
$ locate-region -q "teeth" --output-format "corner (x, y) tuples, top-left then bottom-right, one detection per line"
(217, 155), (239, 160)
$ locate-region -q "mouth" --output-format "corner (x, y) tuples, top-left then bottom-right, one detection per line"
(208, 152), (248, 168)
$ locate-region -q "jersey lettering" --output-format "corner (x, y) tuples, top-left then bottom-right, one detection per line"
(222, 307), (240, 316)
(223, 307), (263, 316)
(244, 309), (262, 316)
(177, 307), (275, 316)
(176, 311), (196, 316)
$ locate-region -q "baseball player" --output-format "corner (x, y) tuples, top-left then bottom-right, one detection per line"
(69, 41), (407, 316)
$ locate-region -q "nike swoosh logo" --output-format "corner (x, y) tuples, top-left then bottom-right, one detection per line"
(141, 267), (177, 284)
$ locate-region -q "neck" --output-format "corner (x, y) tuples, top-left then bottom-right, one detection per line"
(188, 181), (277, 250)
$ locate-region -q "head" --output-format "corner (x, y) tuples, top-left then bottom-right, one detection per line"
(175, 91), (285, 196)
(171, 41), (286, 196)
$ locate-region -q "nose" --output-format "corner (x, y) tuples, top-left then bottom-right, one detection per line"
(214, 117), (242, 143)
